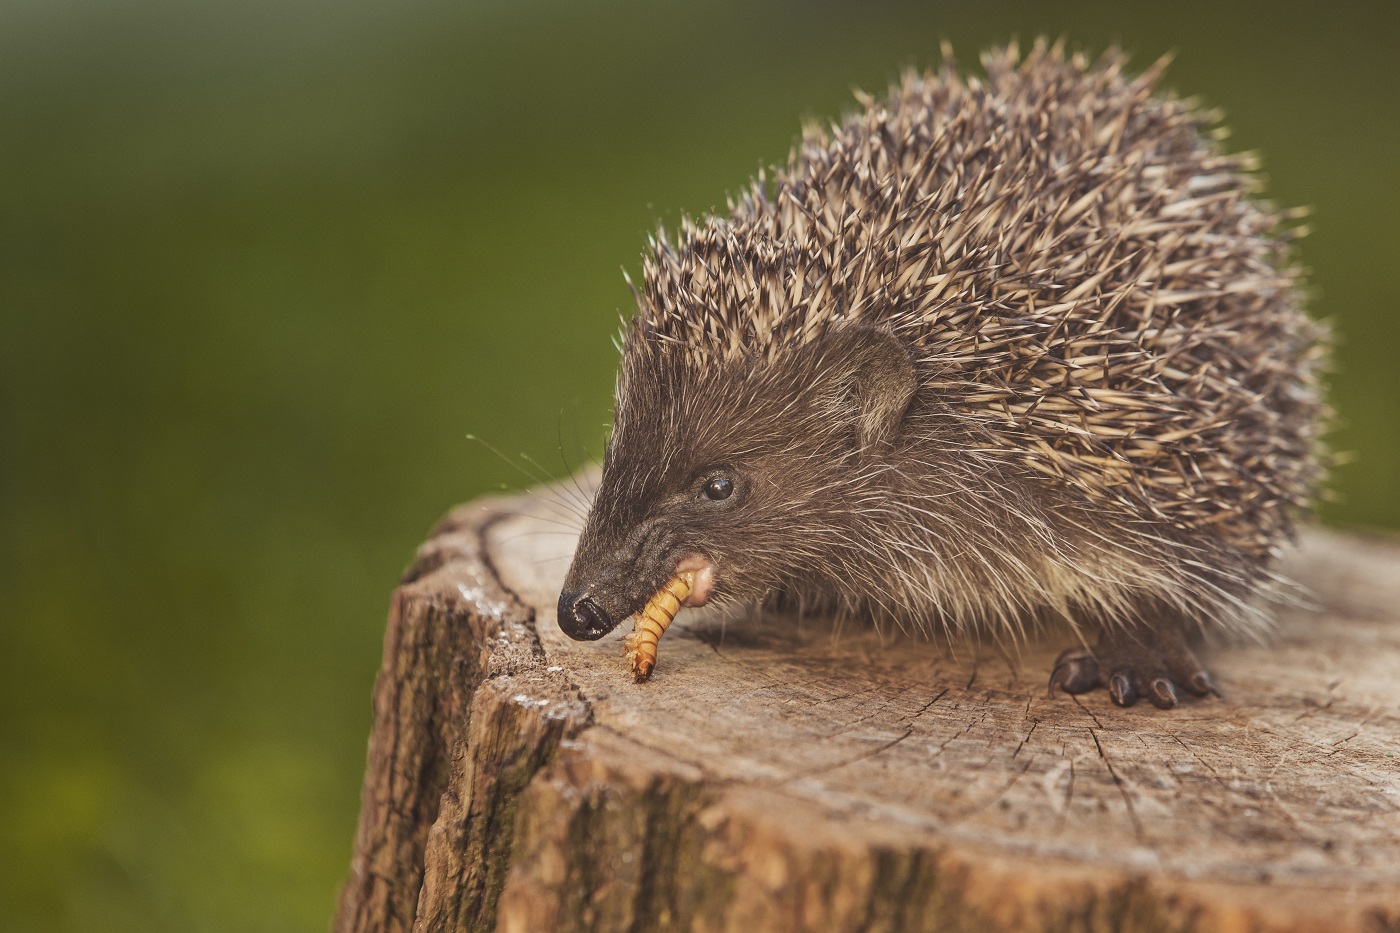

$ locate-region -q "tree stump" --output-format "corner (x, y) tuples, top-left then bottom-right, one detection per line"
(335, 484), (1400, 933)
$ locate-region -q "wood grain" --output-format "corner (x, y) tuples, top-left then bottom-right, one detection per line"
(336, 485), (1400, 933)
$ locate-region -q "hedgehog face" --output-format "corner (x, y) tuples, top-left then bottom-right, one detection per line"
(558, 325), (916, 641)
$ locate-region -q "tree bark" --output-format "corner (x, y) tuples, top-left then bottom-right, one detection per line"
(335, 485), (1400, 933)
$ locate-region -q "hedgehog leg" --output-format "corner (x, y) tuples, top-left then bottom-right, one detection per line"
(1048, 620), (1218, 709)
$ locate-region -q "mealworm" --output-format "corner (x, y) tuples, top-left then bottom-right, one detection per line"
(623, 570), (694, 682)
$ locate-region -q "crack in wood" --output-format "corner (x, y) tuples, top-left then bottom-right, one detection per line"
(1090, 727), (1146, 844)
(1057, 759), (1077, 836)
(1013, 719), (1040, 759)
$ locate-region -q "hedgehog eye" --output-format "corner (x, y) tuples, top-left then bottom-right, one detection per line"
(701, 476), (734, 501)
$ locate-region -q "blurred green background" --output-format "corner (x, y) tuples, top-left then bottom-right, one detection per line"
(1, 0), (1395, 930)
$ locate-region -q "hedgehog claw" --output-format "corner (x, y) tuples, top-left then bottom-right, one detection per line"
(1108, 670), (1139, 707)
(1188, 671), (1222, 698)
(1047, 648), (1103, 696)
(1147, 676), (1179, 710)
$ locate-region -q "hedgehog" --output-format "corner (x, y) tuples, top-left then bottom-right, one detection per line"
(555, 39), (1328, 709)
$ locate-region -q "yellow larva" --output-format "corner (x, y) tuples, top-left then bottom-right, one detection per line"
(623, 571), (693, 682)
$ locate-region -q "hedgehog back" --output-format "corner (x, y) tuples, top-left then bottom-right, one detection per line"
(637, 41), (1327, 561)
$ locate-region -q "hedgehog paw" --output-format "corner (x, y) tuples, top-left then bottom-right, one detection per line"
(1048, 628), (1219, 709)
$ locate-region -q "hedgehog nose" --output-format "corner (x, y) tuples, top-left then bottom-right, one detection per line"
(558, 589), (614, 641)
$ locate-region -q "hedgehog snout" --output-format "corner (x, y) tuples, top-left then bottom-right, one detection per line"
(558, 588), (615, 641)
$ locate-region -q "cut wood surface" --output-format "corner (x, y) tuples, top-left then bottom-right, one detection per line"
(336, 484), (1400, 933)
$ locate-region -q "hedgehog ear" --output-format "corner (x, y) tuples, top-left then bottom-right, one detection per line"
(812, 326), (917, 455)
